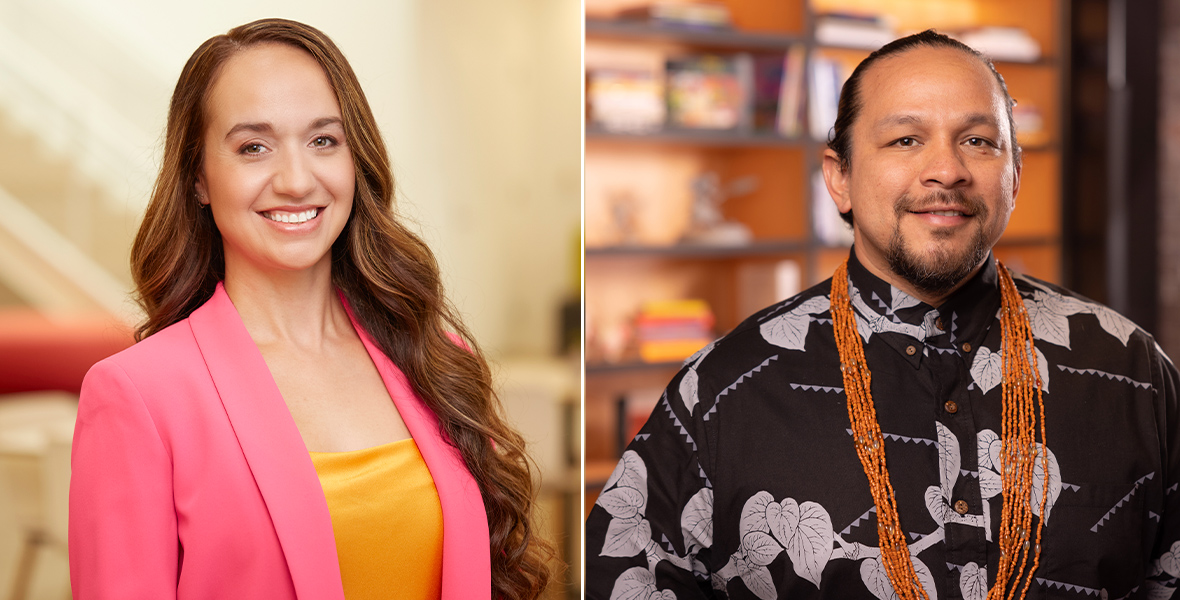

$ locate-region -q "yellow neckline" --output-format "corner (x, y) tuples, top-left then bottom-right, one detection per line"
(308, 436), (415, 456)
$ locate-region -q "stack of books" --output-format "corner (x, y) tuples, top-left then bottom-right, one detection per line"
(617, 2), (733, 31)
(634, 299), (715, 363)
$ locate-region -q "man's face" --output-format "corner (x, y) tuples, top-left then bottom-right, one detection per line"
(822, 46), (1020, 301)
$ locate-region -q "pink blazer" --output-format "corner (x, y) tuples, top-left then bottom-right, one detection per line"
(69, 284), (491, 599)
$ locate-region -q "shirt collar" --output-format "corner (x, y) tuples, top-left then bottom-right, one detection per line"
(844, 248), (1001, 366)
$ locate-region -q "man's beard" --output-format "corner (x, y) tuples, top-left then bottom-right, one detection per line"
(884, 190), (992, 299)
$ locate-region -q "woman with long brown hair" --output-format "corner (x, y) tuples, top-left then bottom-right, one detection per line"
(69, 18), (550, 599)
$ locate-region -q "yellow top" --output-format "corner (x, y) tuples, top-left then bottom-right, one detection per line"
(310, 438), (443, 600)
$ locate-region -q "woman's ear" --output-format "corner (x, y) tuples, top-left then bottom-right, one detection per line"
(195, 175), (209, 206)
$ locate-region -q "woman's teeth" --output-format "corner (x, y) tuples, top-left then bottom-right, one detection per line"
(263, 208), (319, 223)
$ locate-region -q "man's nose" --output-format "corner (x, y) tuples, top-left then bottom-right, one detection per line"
(920, 141), (972, 189)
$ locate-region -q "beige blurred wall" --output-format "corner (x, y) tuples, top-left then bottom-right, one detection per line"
(29, 0), (581, 357)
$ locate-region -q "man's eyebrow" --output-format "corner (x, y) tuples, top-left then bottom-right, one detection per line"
(874, 113), (999, 129)
(223, 117), (343, 140)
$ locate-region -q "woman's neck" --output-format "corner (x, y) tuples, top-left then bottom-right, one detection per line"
(222, 258), (348, 351)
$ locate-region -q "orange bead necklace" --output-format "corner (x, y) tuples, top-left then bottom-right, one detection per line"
(830, 258), (1049, 600)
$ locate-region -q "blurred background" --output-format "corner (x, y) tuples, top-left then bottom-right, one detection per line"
(584, 0), (1180, 533)
(0, 0), (581, 598)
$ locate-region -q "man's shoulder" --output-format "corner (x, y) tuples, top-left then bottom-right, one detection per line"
(1005, 272), (1170, 366)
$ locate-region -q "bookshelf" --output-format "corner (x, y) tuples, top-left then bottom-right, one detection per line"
(584, 0), (1067, 509)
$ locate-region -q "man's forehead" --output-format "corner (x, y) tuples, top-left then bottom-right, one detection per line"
(856, 47), (1008, 128)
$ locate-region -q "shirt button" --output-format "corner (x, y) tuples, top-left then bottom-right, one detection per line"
(905, 345), (917, 356)
(935, 317), (945, 330)
(944, 400), (959, 414)
(962, 342), (972, 353)
(954, 500), (969, 515)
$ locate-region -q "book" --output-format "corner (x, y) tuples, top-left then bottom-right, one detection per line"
(587, 68), (665, 134)
(634, 299), (715, 363)
(666, 54), (746, 130)
(617, 2), (733, 30)
(957, 27), (1041, 63)
(776, 44), (808, 138)
(808, 56), (846, 142)
(814, 13), (896, 50)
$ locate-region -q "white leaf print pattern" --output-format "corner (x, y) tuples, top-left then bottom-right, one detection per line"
(760, 296), (831, 351)
(976, 430), (1003, 499)
(1030, 443), (1062, 524)
(925, 484), (953, 523)
(742, 531), (782, 566)
(602, 516), (652, 558)
(960, 562), (988, 600)
(678, 342), (716, 415)
(1033, 344), (1051, 394)
(765, 498), (834, 587)
(599, 486), (646, 519)
(970, 345), (1003, 394)
(860, 557), (895, 600)
(602, 451), (649, 512)
(737, 560), (777, 600)
(782, 502), (834, 587)
(680, 488), (713, 552)
(1159, 541), (1180, 577)
(1094, 305), (1137, 346)
(679, 369), (701, 416)
(610, 566), (673, 600)
(860, 555), (935, 600)
(1025, 295), (1072, 349)
(740, 491), (774, 534)
(936, 422), (960, 499)
(891, 286), (922, 312)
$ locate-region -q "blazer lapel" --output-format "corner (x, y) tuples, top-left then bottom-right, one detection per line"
(343, 298), (492, 600)
(189, 284), (345, 600)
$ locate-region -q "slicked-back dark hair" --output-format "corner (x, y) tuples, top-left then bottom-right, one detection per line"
(827, 29), (1022, 226)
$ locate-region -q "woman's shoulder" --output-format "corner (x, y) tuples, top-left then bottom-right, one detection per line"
(89, 316), (203, 383)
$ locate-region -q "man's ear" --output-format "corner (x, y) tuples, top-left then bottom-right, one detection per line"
(821, 149), (852, 217)
(1010, 158), (1021, 209)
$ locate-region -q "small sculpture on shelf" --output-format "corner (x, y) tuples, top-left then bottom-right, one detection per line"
(681, 171), (754, 246)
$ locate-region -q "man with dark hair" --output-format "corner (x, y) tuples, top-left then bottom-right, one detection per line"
(586, 30), (1180, 599)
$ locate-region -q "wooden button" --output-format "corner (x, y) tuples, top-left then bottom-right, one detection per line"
(962, 342), (972, 353)
(944, 400), (959, 414)
(935, 317), (945, 330)
(954, 500), (969, 515)
(906, 345), (917, 356)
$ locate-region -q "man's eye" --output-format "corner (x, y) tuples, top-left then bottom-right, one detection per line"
(895, 137), (915, 147)
(966, 137), (990, 147)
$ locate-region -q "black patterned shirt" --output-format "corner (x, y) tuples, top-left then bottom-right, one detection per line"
(586, 250), (1180, 600)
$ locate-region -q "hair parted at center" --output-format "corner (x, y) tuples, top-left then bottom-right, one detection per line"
(130, 17), (553, 599)
(827, 29), (1022, 227)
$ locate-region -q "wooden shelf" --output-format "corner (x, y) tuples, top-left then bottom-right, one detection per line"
(586, 360), (684, 376)
(586, 18), (803, 49)
(586, 126), (807, 148)
(586, 239), (808, 259)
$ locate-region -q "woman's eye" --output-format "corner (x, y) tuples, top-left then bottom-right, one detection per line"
(241, 143), (266, 155)
(311, 136), (336, 148)
(895, 137), (915, 147)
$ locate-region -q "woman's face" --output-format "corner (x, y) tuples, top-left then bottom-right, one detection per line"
(196, 43), (354, 280)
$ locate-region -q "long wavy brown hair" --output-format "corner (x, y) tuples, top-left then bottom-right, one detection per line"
(131, 18), (553, 599)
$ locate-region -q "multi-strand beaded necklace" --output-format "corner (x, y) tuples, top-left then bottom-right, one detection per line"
(830, 258), (1049, 600)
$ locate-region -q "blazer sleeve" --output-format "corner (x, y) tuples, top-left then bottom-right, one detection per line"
(69, 359), (179, 599)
